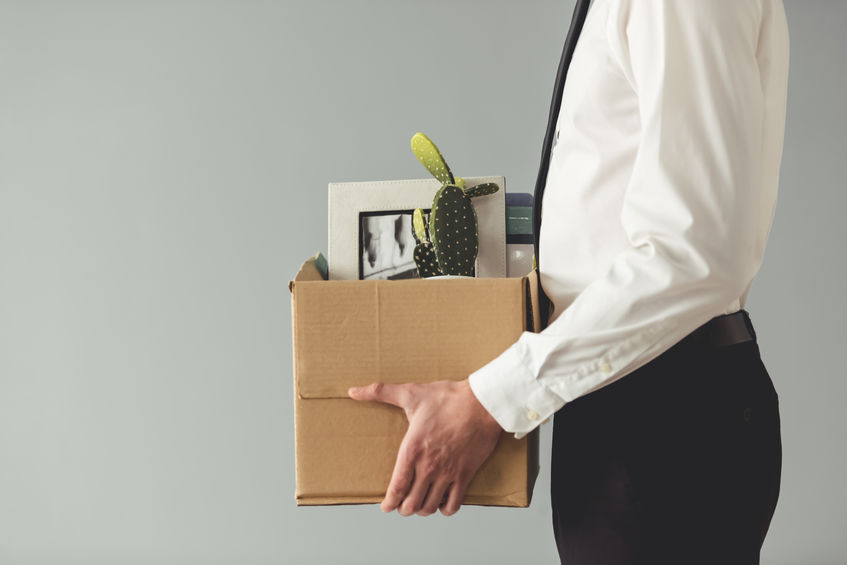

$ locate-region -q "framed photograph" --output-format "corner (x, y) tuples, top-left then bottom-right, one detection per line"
(328, 177), (506, 280)
(358, 209), (430, 280)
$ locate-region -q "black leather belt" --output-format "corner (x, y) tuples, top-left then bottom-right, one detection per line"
(688, 309), (757, 348)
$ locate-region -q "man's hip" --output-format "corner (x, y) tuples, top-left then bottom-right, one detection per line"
(550, 309), (782, 565)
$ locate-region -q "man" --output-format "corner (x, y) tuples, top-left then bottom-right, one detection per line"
(349, 0), (788, 562)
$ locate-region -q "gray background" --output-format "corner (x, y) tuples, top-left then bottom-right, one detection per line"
(0, 0), (844, 563)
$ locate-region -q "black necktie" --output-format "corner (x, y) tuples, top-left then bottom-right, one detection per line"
(532, 0), (591, 330)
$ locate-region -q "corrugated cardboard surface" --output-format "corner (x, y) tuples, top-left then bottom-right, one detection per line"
(290, 260), (540, 507)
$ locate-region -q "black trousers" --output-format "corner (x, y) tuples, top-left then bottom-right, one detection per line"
(551, 310), (782, 565)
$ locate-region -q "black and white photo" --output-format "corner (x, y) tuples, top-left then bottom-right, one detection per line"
(359, 210), (429, 280)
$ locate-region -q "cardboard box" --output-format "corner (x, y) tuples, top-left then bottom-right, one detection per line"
(289, 255), (541, 506)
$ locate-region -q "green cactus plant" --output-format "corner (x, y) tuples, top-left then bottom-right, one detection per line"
(410, 132), (500, 277)
(412, 208), (442, 278)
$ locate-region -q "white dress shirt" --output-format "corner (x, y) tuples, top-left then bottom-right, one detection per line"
(469, 0), (790, 439)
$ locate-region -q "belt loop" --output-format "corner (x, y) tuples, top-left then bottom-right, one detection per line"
(741, 309), (757, 341)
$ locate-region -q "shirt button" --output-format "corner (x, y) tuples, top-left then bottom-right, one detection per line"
(526, 409), (540, 421)
(600, 362), (613, 374)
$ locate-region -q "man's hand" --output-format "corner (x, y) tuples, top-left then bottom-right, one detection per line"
(347, 379), (503, 517)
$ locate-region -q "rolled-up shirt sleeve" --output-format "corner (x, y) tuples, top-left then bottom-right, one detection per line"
(469, 0), (774, 438)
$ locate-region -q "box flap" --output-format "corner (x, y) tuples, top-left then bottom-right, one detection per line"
(289, 252), (328, 293)
(292, 277), (526, 399)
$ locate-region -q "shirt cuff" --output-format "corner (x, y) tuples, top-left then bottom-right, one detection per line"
(467, 336), (565, 439)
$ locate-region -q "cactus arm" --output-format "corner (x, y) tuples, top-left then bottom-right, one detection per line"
(454, 176), (465, 189)
(410, 132), (455, 185)
(463, 182), (500, 199)
(413, 242), (442, 278)
(412, 208), (428, 242)
(412, 207), (441, 277)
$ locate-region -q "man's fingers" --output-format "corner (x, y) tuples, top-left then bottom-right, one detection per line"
(381, 441), (416, 512)
(348, 383), (413, 513)
(347, 382), (409, 408)
(417, 478), (452, 517)
(439, 476), (469, 516)
(398, 471), (432, 517)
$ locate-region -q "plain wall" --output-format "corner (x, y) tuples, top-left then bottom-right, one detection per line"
(1, 1), (845, 563)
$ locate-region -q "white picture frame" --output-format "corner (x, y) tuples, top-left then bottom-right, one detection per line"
(328, 177), (507, 280)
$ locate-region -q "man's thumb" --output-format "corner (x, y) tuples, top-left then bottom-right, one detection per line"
(347, 382), (406, 407)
